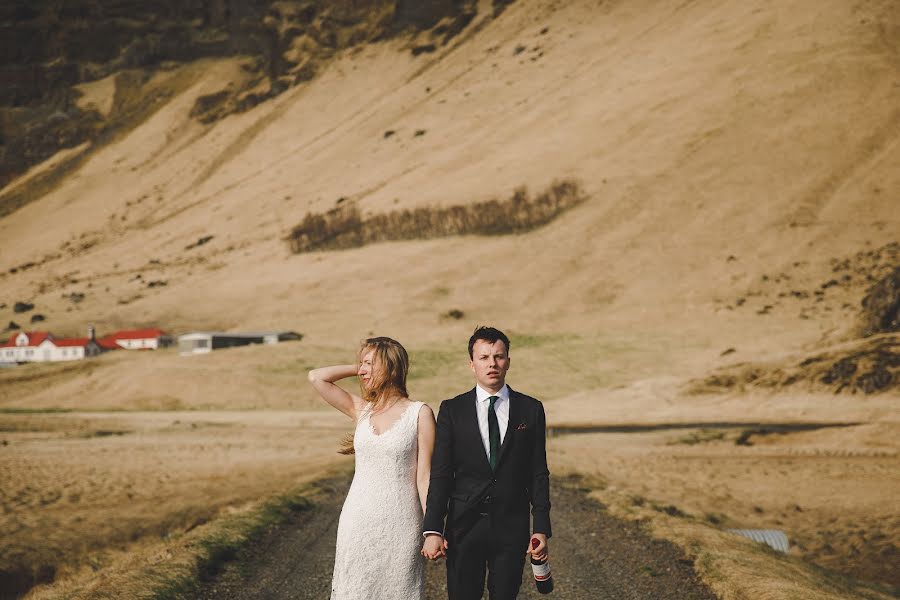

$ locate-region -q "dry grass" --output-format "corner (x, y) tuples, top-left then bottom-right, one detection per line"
(0, 330), (669, 597)
(23, 471), (347, 600)
(549, 422), (900, 595)
(5, 338), (896, 598)
(1, 410), (349, 598)
(286, 180), (587, 253)
(0, 332), (671, 413)
(589, 477), (898, 600)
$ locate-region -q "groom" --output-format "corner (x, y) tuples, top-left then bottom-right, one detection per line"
(422, 326), (551, 600)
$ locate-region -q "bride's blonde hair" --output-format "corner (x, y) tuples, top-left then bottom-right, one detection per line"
(339, 336), (410, 455)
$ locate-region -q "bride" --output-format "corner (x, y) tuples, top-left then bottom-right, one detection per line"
(308, 337), (436, 600)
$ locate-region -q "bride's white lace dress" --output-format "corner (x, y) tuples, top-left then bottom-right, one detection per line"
(331, 401), (426, 600)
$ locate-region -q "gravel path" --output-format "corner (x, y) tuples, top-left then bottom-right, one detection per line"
(197, 473), (718, 600)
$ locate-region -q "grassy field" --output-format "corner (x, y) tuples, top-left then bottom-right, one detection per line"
(0, 405), (350, 598)
(550, 422), (899, 596)
(2, 340), (897, 599)
(0, 330), (687, 412)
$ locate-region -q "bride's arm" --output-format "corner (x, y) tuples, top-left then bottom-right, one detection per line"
(307, 364), (364, 419)
(416, 404), (437, 514)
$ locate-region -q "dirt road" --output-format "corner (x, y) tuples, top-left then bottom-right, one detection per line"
(197, 473), (718, 599)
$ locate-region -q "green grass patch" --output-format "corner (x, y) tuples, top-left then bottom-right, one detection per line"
(401, 331), (684, 404)
(408, 348), (464, 381)
(668, 429), (726, 446)
(148, 488), (317, 599)
(250, 331), (686, 408)
(505, 332), (558, 349)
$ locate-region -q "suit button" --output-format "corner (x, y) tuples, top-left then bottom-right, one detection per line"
(492, 478), (497, 482)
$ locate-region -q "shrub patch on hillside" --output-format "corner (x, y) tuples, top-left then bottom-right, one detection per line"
(286, 180), (586, 253)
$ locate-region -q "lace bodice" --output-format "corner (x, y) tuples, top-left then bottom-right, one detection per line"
(330, 401), (425, 600)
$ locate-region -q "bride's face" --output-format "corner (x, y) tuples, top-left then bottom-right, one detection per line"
(358, 348), (377, 390)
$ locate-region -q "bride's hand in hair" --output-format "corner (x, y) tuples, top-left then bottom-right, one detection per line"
(308, 364), (365, 419)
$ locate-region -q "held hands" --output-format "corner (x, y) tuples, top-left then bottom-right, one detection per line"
(421, 534), (448, 560)
(528, 533), (549, 562)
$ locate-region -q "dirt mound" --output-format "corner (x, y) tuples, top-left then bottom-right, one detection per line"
(692, 334), (899, 395)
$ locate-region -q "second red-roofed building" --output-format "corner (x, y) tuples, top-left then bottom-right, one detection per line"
(96, 328), (174, 350)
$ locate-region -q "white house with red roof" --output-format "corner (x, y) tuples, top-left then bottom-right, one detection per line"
(0, 328), (104, 364)
(97, 328), (174, 350)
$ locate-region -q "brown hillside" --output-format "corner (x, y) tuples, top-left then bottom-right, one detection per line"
(0, 0), (897, 359)
(1, 1), (899, 597)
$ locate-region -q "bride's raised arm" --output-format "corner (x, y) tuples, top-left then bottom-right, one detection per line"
(308, 364), (366, 419)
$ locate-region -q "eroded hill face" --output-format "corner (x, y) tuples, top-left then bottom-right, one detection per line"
(0, 0), (898, 375)
(0, 0), (477, 199)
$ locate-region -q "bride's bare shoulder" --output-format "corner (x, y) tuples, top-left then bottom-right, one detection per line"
(414, 401), (435, 421)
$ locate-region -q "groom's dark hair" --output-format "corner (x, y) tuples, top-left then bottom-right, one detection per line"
(468, 326), (510, 359)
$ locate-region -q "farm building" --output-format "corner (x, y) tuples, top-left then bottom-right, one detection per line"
(178, 331), (302, 355)
(0, 328), (104, 364)
(97, 328), (174, 350)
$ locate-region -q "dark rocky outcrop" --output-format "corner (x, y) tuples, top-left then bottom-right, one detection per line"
(859, 265), (900, 337)
(690, 334), (899, 395)
(12, 301), (33, 313)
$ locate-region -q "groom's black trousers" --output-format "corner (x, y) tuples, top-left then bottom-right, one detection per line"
(446, 510), (528, 600)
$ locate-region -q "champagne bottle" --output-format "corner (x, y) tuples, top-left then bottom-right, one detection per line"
(530, 537), (553, 594)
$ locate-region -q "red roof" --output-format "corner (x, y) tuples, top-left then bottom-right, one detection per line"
(1, 331), (52, 347)
(95, 336), (121, 350)
(54, 337), (91, 347)
(105, 328), (167, 340)
(1, 328), (162, 350)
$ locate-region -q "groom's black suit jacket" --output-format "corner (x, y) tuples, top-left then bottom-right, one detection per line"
(423, 387), (551, 545)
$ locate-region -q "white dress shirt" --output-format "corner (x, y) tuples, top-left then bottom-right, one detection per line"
(475, 384), (510, 459)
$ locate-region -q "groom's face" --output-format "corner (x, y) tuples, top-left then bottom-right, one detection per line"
(470, 339), (510, 392)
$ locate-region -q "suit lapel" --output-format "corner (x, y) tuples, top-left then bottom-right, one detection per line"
(496, 387), (521, 469)
(463, 388), (493, 474)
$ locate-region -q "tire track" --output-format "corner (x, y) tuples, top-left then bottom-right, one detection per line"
(197, 473), (718, 600)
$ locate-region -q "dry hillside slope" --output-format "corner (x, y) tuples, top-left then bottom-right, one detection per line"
(0, 0), (896, 356)
(1, 1), (899, 597)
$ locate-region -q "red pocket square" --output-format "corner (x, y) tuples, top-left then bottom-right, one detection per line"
(516, 423), (528, 431)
